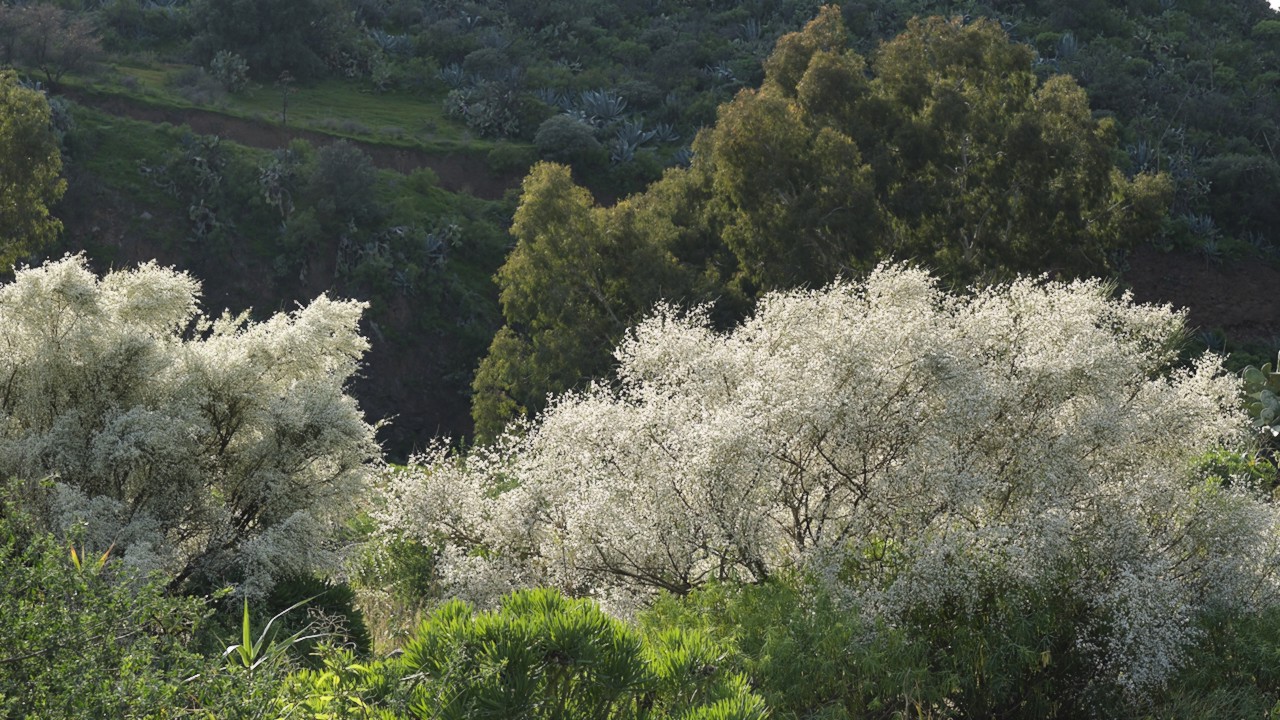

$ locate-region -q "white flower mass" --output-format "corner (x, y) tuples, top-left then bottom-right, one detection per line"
(385, 264), (1279, 695)
(0, 255), (379, 595)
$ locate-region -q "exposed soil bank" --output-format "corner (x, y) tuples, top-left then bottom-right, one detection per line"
(1126, 245), (1280, 344)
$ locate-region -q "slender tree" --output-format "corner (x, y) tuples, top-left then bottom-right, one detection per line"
(0, 69), (64, 267)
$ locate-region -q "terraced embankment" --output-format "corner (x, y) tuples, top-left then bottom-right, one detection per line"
(60, 88), (523, 200)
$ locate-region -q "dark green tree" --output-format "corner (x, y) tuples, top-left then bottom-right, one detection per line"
(0, 69), (64, 267)
(702, 9), (1171, 287)
(471, 162), (687, 440)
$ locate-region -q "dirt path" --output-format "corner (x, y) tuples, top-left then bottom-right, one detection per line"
(60, 88), (523, 200)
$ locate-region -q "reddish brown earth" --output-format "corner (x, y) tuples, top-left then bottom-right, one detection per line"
(61, 88), (523, 200)
(1125, 245), (1280, 344)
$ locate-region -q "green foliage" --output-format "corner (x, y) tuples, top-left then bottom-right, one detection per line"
(308, 139), (381, 225)
(59, 103), (509, 457)
(348, 526), (439, 650)
(1195, 447), (1279, 495)
(704, 9), (1171, 288)
(645, 573), (1240, 719)
(486, 141), (538, 174)
(1142, 607), (1280, 718)
(276, 588), (767, 719)
(0, 481), (207, 718)
(210, 49), (251, 93)
(0, 69), (65, 267)
(534, 114), (605, 166)
(264, 574), (373, 657)
(445, 78), (526, 138)
(0, 480), (385, 718)
(221, 594), (328, 678)
(0, 3), (103, 86)
(471, 162), (687, 440)
(1243, 358), (1280, 460)
(190, 0), (358, 81)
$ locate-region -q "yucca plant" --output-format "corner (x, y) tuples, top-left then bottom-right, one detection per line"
(223, 596), (324, 674)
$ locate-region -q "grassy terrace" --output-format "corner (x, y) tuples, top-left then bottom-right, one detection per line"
(64, 58), (500, 155)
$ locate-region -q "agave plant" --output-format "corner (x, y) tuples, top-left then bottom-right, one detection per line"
(400, 269), (420, 294)
(615, 119), (656, 148)
(1126, 139), (1157, 173)
(704, 61), (737, 84)
(68, 542), (114, 575)
(481, 28), (512, 50)
(650, 122), (679, 144)
(424, 222), (463, 265)
(553, 56), (584, 73)
(370, 29), (413, 57)
(223, 597), (325, 674)
(438, 63), (468, 89)
(610, 137), (638, 165)
(575, 89), (627, 126)
(187, 201), (219, 242)
(1183, 212), (1220, 240)
(1057, 32), (1079, 60)
(257, 149), (298, 220)
(533, 87), (573, 111)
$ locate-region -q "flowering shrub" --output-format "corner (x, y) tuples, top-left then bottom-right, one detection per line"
(0, 255), (379, 595)
(384, 265), (1279, 698)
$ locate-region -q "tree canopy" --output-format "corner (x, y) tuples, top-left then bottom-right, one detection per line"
(190, 0), (357, 80)
(711, 10), (1170, 287)
(0, 255), (379, 595)
(0, 69), (64, 267)
(472, 9), (1171, 438)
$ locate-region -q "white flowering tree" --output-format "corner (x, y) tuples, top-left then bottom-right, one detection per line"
(385, 264), (1280, 695)
(0, 255), (379, 595)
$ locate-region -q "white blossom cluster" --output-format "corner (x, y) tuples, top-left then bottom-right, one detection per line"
(0, 255), (379, 595)
(384, 264), (1280, 693)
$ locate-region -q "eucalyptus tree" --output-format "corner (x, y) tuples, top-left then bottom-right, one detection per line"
(0, 69), (64, 267)
(704, 8), (1171, 288)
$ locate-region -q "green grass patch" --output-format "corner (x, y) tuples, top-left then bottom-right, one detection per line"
(68, 102), (184, 207)
(74, 61), (488, 154)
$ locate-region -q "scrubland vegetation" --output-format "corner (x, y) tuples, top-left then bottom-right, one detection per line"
(3, 0), (1280, 717)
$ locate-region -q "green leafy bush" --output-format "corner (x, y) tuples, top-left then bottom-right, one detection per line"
(0, 481), (205, 718)
(277, 587), (767, 719)
(534, 114), (604, 165)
